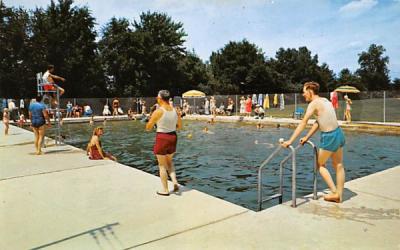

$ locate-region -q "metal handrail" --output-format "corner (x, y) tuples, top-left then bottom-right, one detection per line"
(257, 139), (319, 211)
(278, 141), (318, 208)
(257, 140), (294, 211)
(304, 141), (318, 201)
(278, 144), (301, 208)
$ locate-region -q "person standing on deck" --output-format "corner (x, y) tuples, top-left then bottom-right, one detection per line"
(146, 90), (182, 196)
(281, 81), (346, 203)
(29, 96), (51, 155)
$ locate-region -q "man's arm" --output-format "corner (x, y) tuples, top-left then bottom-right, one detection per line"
(49, 73), (65, 82)
(145, 109), (162, 131)
(300, 121), (319, 145)
(42, 109), (51, 126)
(282, 102), (316, 147)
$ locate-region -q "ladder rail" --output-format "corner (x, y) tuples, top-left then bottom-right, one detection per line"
(257, 139), (319, 211)
(257, 142), (294, 211)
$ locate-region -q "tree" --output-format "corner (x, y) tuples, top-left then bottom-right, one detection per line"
(209, 39), (277, 94)
(0, 3), (32, 98)
(176, 51), (209, 94)
(392, 78), (400, 90)
(29, 0), (105, 97)
(337, 68), (364, 91)
(133, 11), (187, 96)
(98, 17), (142, 96)
(356, 44), (390, 91)
(270, 46), (333, 92)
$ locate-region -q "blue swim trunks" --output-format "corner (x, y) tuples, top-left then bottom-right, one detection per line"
(320, 127), (345, 152)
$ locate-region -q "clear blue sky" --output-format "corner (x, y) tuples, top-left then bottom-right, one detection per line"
(6, 0), (400, 80)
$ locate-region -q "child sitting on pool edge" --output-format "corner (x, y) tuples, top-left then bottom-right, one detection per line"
(87, 126), (117, 161)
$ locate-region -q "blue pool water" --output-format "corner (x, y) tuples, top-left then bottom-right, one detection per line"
(47, 120), (400, 210)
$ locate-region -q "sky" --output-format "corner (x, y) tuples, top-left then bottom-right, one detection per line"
(5, 0), (400, 80)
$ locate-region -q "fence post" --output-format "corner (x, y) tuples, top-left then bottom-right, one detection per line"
(383, 91), (386, 123)
(235, 95), (238, 116)
(294, 93), (297, 119)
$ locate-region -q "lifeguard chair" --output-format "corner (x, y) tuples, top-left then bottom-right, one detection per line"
(36, 72), (63, 145)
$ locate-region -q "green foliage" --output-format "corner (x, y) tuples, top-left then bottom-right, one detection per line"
(209, 40), (277, 94)
(99, 12), (206, 97)
(392, 78), (400, 90)
(337, 68), (364, 91)
(29, 0), (106, 97)
(356, 44), (390, 91)
(98, 17), (139, 96)
(269, 47), (334, 92)
(0, 3), (32, 97)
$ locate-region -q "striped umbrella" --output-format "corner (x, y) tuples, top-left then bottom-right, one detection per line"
(334, 85), (360, 93)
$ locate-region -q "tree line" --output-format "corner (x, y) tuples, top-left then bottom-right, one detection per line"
(1, 0), (399, 98)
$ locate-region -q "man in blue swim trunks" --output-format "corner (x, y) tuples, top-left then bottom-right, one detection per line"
(29, 96), (51, 155)
(281, 81), (345, 203)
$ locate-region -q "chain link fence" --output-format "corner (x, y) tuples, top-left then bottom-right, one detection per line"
(1, 91), (400, 122)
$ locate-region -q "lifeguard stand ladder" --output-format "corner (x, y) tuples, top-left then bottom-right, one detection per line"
(257, 139), (319, 211)
(36, 72), (63, 145)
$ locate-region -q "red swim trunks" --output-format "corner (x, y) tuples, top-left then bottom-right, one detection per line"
(43, 83), (56, 91)
(153, 132), (177, 155)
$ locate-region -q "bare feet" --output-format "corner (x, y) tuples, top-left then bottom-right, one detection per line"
(35, 151), (43, 155)
(324, 193), (342, 203)
(173, 184), (180, 192)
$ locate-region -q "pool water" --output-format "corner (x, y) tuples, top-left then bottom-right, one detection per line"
(47, 120), (400, 210)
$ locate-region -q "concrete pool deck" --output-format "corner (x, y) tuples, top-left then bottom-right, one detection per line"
(1, 123), (399, 249)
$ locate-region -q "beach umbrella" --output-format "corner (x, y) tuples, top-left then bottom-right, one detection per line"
(182, 90), (206, 97)
(182, 90), (205, 114)
(334, 85), (360, 93)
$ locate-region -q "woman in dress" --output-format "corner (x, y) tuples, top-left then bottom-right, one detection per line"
(245, 95), (252, 117)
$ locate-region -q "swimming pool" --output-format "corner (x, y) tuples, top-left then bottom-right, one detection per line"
(46, 120), (400, 210)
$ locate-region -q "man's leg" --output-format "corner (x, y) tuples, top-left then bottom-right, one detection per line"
(166, 153), (179, 190)
(318, 149), (336, 193)
(156, 154), (169, 195)
(37, 126), (45, 155)
(58, 87), (65, 96)
(4, 123), (9, 135)
(326, 147), (345, 202)
(32, 127), (39, 154)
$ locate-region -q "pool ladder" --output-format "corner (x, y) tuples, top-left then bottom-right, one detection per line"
(257, 139), (318, 211)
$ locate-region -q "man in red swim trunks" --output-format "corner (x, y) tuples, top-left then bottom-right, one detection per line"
(146, 90), (182, 196)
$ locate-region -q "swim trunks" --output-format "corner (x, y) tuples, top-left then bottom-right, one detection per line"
(43, 83), (56, 91)
(153, 131), (177, 155)
(320, 127), (345, 152)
